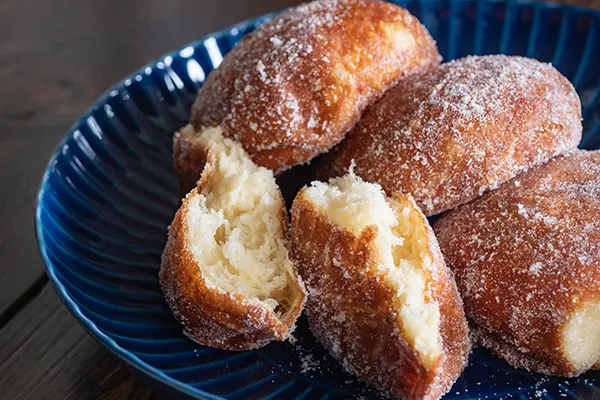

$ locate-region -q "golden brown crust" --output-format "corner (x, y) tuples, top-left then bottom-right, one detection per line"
(396, 194), (471, 399)
(189, 0), (440, 173)
(160, 152), (306, 350)
(172, 128), (211, 197)
(434, 150), (600, 376)
(317, 55), (582, 216)
(290, 191), (469, 400)
(472, 325), (579, 377)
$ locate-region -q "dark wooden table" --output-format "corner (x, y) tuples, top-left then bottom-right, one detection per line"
(1, 0), (599, 399)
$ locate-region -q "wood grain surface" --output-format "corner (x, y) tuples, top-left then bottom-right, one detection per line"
(0, 0), (597, 399)
(0, 285), (158, 399)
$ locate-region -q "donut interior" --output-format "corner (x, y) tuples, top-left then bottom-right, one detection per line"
(302, 171), (442, 369)
(562, 301), (600, 370)
(184, 127), (299, 318)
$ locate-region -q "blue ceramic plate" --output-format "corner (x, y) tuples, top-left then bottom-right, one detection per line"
(36, 1), (600, 398)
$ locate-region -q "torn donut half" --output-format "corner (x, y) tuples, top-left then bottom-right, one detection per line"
(290, 172), (469, 400)
(160, 125), (306, 350)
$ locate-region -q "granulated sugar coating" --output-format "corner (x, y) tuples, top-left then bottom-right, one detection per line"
(160, 127), (307, 351)
(189, 0), (440, 173)
(318, 55), (582, 216)
(291, 174), (469, 400)
(299, 353), (320, 374)
(435, 150), (600, 377)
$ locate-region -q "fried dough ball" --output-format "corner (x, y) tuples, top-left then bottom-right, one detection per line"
(179, 0), (440, 189)
(435, 150), (600, 376)
(318, 55), (581, 215)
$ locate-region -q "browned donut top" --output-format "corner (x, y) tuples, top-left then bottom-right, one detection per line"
(191, 0), (440, 172)
(319, 55), (582, 215)
(435, 150), (600, 357)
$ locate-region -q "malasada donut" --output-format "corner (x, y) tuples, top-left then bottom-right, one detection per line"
(435, 150), (600, 376)
(291, 172), (469, 400)
(180, 0), (440, 185)
(161, 125), (306, 350)
(318, 55), (582, 216)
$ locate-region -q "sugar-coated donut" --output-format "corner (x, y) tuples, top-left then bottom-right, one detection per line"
(161, 125), (306, 350)
(186, 0), (440, 176)
(435, 150), (600, 376)
(291, 172), (469, 400)
(318, 55), (582, 216)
